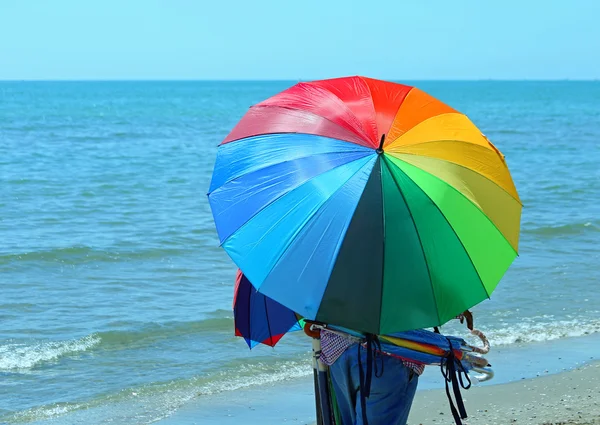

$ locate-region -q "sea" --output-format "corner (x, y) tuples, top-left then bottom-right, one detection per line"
(1, 81), (599, 424)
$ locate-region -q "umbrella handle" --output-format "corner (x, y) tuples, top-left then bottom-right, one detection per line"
(462, 352), (489, 368)
(470, 366), (494, 382)
(304, 322), (321, 339)
(466, 329), (490, 354)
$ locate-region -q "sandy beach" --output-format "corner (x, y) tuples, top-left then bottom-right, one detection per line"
(408, 361), (600, 425)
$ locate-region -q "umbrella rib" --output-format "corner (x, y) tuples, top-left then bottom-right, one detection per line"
(264, 293), (274, 347)
(386, 143), (521, 205)
(209, 144), (371, 196)
(377, 157), (385, 334)
(384, 113), (491, 150)
(247, 277), (253, 348)
(358, 76), (415, 143)
(358, 76), (378, 141)
(385, 87), (415, 140)
(391, 161), (492, 301)
(382, 157), (442, 327)
(302, 80), (376, 146)
(212, 151), (371, 225)
(389, 156), (519, 257)
(223, 104), (375, 148)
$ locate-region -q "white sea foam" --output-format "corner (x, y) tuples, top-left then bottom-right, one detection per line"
(0, 334), (101, 370)
(481, 317), (600, 346)
(9, 402), (85, 423)
(197, 360), (312, 396)
(142, 360), (313, 423)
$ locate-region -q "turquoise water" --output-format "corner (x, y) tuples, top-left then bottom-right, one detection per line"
(1, 81), (599, 424)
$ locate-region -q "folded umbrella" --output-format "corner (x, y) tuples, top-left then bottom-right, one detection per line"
(233, 269), (302, 348)
(232, 271), (327, 423)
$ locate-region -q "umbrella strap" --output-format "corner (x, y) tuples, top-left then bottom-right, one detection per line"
(440, 338), (471, 425)
(357, 334), (383, 425)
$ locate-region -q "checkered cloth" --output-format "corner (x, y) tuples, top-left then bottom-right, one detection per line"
(319, 328), (356, 366)
(319, 329), (425, 376)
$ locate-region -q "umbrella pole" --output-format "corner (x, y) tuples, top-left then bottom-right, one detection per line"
(312, 337), (334, 425)
(312, 346), (324, 425)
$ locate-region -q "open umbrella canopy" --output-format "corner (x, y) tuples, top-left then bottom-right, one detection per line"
(233, 269), (302, 348)
(209, 76), (521, 335)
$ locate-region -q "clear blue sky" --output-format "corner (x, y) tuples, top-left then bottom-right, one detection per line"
(1, 0), (598, 80)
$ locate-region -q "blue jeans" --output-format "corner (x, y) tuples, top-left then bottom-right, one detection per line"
(329, 344), (419, 425)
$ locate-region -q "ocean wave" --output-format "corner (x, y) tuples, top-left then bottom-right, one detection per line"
(1, 357), (312, 424)
(97, 317), (233, 349)
(0, 245), (190, 265)
(481, 317), (600, 346)
(7, 402), (85, 424)
(0, 317), (235, 373)
(488, 129), (529, 135)
(0, 335), (101, 370)
(195, 358), (312, 396)
(524, 221), (599, 237)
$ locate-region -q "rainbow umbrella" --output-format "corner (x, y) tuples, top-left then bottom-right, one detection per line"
(208, 76), (521, 335)
(233, 269), (302, 348)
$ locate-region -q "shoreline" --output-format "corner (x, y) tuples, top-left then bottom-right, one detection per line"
(157, 361), (600, 425)
(158, 334), (600, 425)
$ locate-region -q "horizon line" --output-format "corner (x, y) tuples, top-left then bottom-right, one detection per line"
(0, 78), (598, 83)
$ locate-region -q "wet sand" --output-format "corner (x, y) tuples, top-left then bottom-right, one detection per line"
(158, 361), (599, 425)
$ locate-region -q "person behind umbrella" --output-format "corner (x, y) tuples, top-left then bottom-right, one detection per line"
(320, 312), (473, 425)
